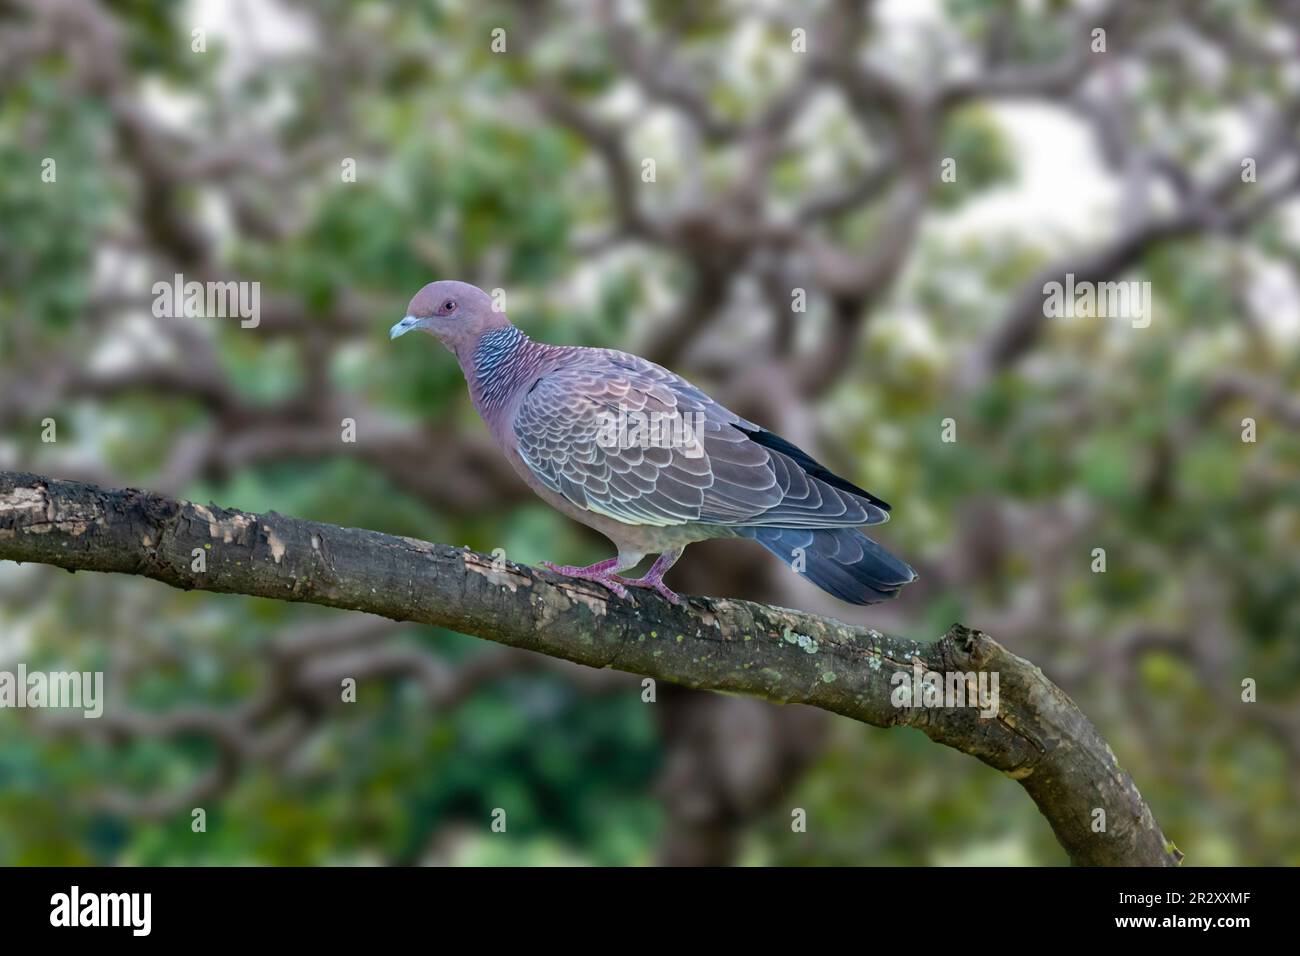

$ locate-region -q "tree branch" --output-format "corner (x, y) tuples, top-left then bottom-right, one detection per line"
(0, 471), (1180, 866)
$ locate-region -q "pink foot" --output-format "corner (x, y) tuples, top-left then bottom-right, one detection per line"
(541, 559), (629, 599)
(624, 577), (681, 605)
(620, 550), (682, 605)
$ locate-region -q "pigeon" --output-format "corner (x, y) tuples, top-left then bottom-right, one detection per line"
(390, 280), (916, 606)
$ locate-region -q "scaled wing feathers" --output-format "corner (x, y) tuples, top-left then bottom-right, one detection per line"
(513, 350), (889, 530)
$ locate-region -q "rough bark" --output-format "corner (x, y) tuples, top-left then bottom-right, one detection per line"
(0, 471), (1182, 866)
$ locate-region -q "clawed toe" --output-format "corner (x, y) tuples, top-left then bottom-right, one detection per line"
(584, 575), (628, 599)
(540, 561), (630, 599)
(620, 577), (681, 604)
(655, 584), (681, 605)
(539, 557), (682, 603)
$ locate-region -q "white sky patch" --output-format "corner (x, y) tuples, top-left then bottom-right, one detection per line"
(1282, 202), (1300, 247)
(141, 0), (313, 128)
(138, 78), (204, 133)
(870, 0), (949, 82)
(0, 611), (35, 665)
(937, 103), (1120, 244)
(1244, 250), (1300, 349)
(603, 80), (643, 122)
(89, 313), (181, 374)
(874, 0), (945, 36)
(189, 0), (316, 64)
(877, 303), (945, 365)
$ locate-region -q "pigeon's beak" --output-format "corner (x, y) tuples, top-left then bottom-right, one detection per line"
(389, 315), (419, 340)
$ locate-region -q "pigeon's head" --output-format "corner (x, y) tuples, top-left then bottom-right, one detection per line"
(390, 280), (508, 353)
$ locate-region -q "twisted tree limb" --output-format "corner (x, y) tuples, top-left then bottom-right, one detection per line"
(0, 471), (1181, 866)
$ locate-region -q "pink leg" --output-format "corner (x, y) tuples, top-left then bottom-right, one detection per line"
(620, 548), (683, 605)
(541, 557), (630, 599)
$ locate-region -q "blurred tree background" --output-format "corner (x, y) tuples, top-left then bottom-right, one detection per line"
(1, 0), (1298, 865)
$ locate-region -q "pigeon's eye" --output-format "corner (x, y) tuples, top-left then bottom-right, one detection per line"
(438, 299), (457, 315)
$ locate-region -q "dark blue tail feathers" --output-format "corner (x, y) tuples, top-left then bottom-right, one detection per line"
(741, 526), (916, 606)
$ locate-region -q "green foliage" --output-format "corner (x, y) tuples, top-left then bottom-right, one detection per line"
(0, 79), (112, 334)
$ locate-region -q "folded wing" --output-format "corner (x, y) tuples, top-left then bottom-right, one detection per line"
(513, 350), (889, 530)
